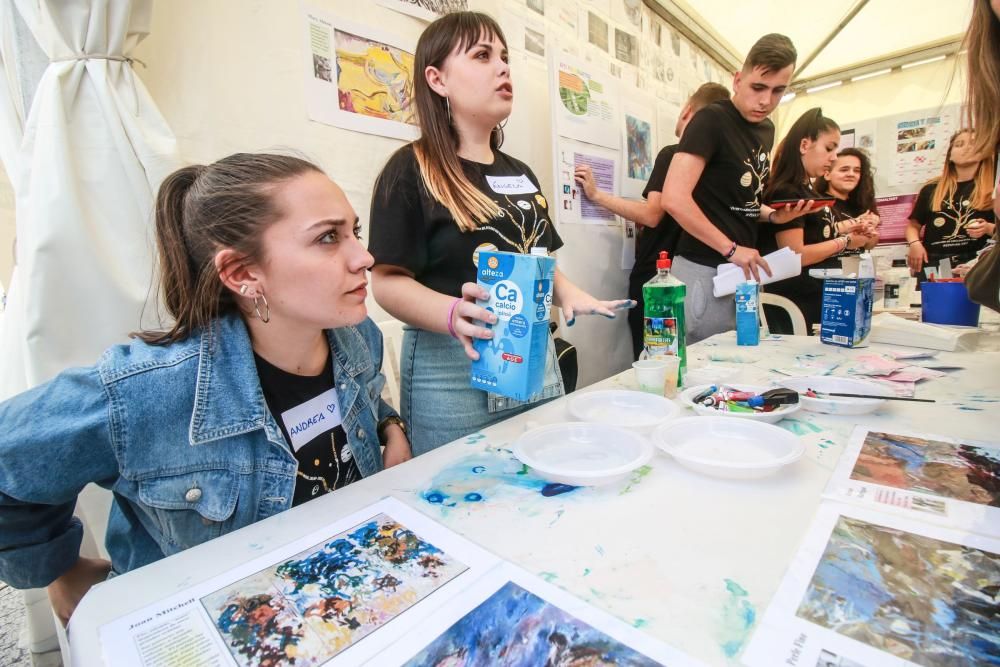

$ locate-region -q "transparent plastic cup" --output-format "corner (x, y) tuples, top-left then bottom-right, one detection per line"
(633, 357), (680, 397)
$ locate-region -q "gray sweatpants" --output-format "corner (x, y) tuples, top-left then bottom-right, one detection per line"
(672, 255), (735, 344)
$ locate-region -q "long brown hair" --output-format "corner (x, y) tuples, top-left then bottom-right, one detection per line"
(411, 11), (506, 232)
(764, 108), (839, 201)
(964, 0), (1000, 156)
(136, 153), (322, 345)
(929, 129), (995, 211)
(815, 148), (879, 215)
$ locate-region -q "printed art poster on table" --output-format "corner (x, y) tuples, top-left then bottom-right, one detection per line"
(823, 426), (1000, 536)
(742, 503), (1000, 667)
(302, 5), (419, 141)
(97, 496), (696, 666)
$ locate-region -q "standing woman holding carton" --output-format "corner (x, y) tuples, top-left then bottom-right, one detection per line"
(369, 12), (630, 455)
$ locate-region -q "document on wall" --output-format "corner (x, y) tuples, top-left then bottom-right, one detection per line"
(743, 502), (1000, 667)
(889, 109), (958, 188)
(620, 97), (657, 199)
(555, 139), (620, 225)
(98, 497), (697, 666)
(550, 48), (621, 149)
(823, 426), (1000, 536)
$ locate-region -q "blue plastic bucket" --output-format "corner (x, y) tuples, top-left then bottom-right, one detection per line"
(921, 281), (980, 326)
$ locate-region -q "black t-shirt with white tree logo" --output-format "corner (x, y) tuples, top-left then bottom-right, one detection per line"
(909, 180), (993, 264)
(672, 99), (776, 266)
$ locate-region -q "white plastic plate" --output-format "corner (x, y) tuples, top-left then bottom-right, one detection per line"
(776, 376), (892, 415)
(513, 422), (654, 487)
(568, 389), (680, 431)
(678, 383), (801, 424)
(653, 416), (804, 479)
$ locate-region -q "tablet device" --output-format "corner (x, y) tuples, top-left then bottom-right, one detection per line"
(768, 197), (836, 210)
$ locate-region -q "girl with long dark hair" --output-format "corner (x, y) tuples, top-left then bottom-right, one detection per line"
(815, 147), (880, 253)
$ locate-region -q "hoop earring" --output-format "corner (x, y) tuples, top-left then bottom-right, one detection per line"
(445, 97), (452, 124)
(253, 293), (270, 323)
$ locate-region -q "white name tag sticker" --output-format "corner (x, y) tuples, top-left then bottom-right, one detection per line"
(280, 388), (343, 452)
(486, 174), (538, 195)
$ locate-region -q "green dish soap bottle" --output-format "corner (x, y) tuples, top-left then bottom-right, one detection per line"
(642, 251), (687, 384)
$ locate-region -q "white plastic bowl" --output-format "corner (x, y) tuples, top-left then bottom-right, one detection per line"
(678, 383), (801, 424)
(569, 389), (680, 431)
(775, 376), (892, 415)
(682, 364), (740, 388)
(653, 416), (804, 479)
(513, 422), (654, 486)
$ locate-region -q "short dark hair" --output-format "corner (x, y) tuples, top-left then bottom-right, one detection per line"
(744, 33), (796, 74)
(688, 82), (730, 111)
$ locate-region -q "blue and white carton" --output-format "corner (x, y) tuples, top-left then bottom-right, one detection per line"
(735, 280), (760, 346)
(820, 278), (874, 348)
(471, 250), (555, 401)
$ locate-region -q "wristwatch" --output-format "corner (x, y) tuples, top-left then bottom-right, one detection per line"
(377, 415), (407, 443)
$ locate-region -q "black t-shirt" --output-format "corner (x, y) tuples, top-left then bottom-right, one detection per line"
(254, 352), (360, 507)
(758, 182), (840, 269)
(368, 144), (564, 297)
(909, 180), (993, 264)
(829, 198), (867, 258)
(673, 99), (776, 266)
(633, 145), (682, 279)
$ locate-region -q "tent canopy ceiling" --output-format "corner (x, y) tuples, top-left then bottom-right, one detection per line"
(661, 0), (970, 81)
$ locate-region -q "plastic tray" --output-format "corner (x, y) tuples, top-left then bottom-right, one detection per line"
(678, 383), (800, 424)
(513, 422), (654, 486)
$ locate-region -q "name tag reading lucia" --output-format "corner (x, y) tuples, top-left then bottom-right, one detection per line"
(280, 388), (343, 452)
(485, 175), (538, 195)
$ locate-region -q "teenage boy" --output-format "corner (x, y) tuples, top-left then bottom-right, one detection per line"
(573, 82), (730, 358)
(663, 33), (813, 344)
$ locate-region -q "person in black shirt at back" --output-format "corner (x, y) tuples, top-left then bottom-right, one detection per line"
(905, 129), (996, 278)
(815, 147), (881, 255)
(662, 33), (815, 344)
(758, 108), (874, 332)
(572, 83), (729, 358)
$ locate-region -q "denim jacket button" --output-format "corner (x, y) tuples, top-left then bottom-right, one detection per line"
(356, 428), (365, 439)
(184, 487), (202, 502)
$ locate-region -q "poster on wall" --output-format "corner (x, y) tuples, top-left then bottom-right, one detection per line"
(556, 139), (619, 224)
(890, 109), (958, 187)
(550, 50), (621, 149)
(873, 193), (917, 244)
(743, 503), (1000, 667)
(620, 99), (656, 199)
(614, 28), (638, 66)
(823, 426), (1000, 536)
(656, 100), (681, 151)
(375, 0), (468, 22)
(302, 6), (419, 141)
(586, 10), (609, 52)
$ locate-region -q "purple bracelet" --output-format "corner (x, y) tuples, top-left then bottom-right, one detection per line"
(446, 297), (462, 339)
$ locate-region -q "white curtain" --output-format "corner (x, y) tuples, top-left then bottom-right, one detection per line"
(0, 0), (179, 656)
(0, 0), (179, 399)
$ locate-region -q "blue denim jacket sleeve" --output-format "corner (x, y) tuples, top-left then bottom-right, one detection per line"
(0, 365), (119, 589)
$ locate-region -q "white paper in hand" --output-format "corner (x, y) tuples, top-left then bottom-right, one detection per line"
(713, 247), (802, 297)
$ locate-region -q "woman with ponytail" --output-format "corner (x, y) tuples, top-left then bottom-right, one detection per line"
(758, 108), (873, 332)
(369, 12), (632, 455)
(0, 153), (409, 624)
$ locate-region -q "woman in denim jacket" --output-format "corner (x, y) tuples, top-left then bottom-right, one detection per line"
(0, 153), (411, 624)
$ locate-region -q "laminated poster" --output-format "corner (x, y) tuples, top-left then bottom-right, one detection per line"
(98, 497), (693, 666)
(823, 426), (1000, 537)
(742, 503), (1000, 667)
(551, 49), (621, 150)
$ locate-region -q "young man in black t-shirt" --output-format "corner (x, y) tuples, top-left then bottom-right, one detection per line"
(662, 34), (814, 344)
(572, 83), (729, 358)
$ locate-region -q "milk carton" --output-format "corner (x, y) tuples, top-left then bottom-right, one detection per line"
(471, 250), (556, 401)
(734, 280), (759, 346)
(820, 278), (874, 348)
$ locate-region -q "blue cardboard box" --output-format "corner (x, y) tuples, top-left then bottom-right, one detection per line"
(471, 250), (555, 400)
(820, 278), (874, 348)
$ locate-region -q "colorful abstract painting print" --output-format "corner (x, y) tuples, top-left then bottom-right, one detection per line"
(796, 516), (1000, 666)
(403, 581), (663, 666)
(201, 514), (467, 666)
(850, 431), (1000, 506)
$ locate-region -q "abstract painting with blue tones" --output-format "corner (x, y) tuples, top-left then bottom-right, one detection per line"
(201, 514), (467, 667)
(796, 516), (1000, 666)
(403, 581), (663, 666)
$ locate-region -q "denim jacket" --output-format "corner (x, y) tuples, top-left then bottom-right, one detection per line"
(0, 312), (397, 589)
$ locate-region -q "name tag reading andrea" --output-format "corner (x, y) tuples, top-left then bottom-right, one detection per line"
(486, 175), (538, 195)
(280, 388), (343, 452)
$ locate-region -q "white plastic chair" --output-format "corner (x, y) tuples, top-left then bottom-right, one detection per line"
(760, 293), (808, 336)
(375, 318), (405, 410)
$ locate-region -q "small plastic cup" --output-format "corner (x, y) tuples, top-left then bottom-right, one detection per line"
(632, 357), (680, 398)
